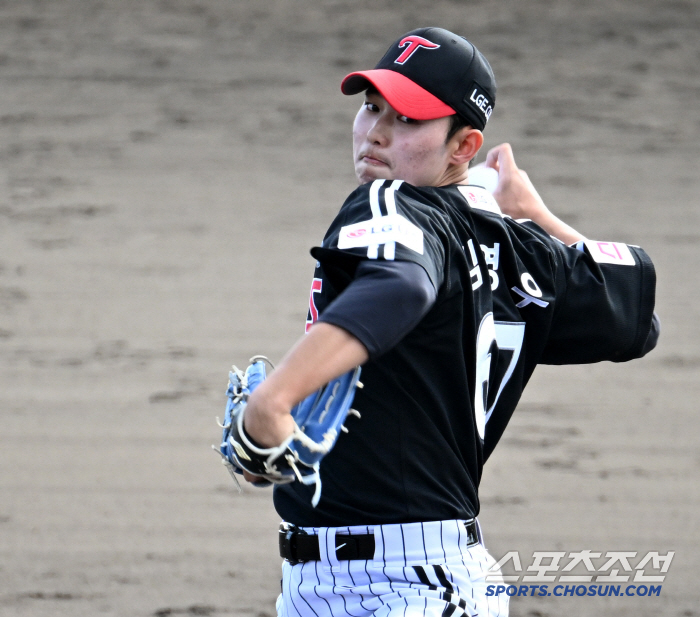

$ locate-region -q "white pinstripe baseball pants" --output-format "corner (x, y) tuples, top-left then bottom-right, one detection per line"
(276, 520), (508, 617)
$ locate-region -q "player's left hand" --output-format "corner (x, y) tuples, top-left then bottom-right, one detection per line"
(240, 392), (294, 486)
(214, 355), (363, 506)
(242, 469), (269, 484)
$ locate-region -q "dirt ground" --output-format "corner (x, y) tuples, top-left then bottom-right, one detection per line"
(0, 1), (698, 616)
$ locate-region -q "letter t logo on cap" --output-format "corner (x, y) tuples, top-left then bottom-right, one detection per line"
(394, 35), (440, 65)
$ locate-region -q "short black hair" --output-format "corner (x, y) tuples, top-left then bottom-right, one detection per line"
(446, 114), (471, 143)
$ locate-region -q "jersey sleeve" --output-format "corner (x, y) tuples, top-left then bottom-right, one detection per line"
(541, 238), (657, 364)
(317, 260), (437, 359)
(310, 180), (448, 291)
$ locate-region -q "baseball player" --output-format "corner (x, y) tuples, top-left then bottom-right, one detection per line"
(237, 27), (659, 617)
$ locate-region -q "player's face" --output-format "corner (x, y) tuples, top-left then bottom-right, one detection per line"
(353, 91), (454, 187)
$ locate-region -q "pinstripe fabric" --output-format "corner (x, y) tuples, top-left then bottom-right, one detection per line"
(276, 520), (508, 617)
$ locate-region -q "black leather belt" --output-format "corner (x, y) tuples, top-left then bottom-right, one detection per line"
(279, 520), (479, 565)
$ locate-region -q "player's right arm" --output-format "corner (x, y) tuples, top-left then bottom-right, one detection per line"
(485, 143), (585, 246)
(485, 143), (658, 363)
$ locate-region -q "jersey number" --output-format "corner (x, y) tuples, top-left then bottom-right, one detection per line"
(474, 314), (525, 440)
(305, 278), (322, 333)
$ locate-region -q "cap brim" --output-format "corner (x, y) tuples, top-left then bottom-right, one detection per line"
(341, 69), (455, 121)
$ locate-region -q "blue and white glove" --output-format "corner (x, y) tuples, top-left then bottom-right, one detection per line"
(213, 356), (362, 507)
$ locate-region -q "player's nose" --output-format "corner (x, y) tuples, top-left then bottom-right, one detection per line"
(366, 114), (391, 146)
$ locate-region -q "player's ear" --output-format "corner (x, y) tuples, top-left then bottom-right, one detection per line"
(449, 128), (484, 167)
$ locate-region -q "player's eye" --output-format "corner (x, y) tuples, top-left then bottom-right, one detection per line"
(363, 101), (379, 113)
(397, 114), (418, 124)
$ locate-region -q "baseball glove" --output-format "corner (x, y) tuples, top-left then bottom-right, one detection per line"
(213, 356), (362, 506)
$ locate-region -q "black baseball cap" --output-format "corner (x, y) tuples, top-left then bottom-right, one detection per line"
(341, 27), (496, 130)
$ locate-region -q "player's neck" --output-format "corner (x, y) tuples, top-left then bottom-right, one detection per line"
(436, 163), (470, 187)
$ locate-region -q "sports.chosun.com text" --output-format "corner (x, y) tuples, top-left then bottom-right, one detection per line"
(486, 584), (662, 597)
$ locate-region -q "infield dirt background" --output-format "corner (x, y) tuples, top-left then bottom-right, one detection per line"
(1, 1), (698, 616)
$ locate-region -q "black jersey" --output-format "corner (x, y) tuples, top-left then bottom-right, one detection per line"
(274, 179), (657, 527)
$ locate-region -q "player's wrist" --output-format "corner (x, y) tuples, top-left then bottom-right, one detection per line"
(529, 208), (585, 244)
(244, 390), (295, 448)
(495, 190), (546, 221)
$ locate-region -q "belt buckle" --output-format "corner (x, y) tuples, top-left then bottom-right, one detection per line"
(278, 523), (306, 566)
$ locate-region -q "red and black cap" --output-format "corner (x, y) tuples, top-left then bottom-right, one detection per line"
(341, 27), (496, 130)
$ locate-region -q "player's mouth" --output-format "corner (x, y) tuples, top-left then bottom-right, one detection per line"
(359, 153), (389, 167)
